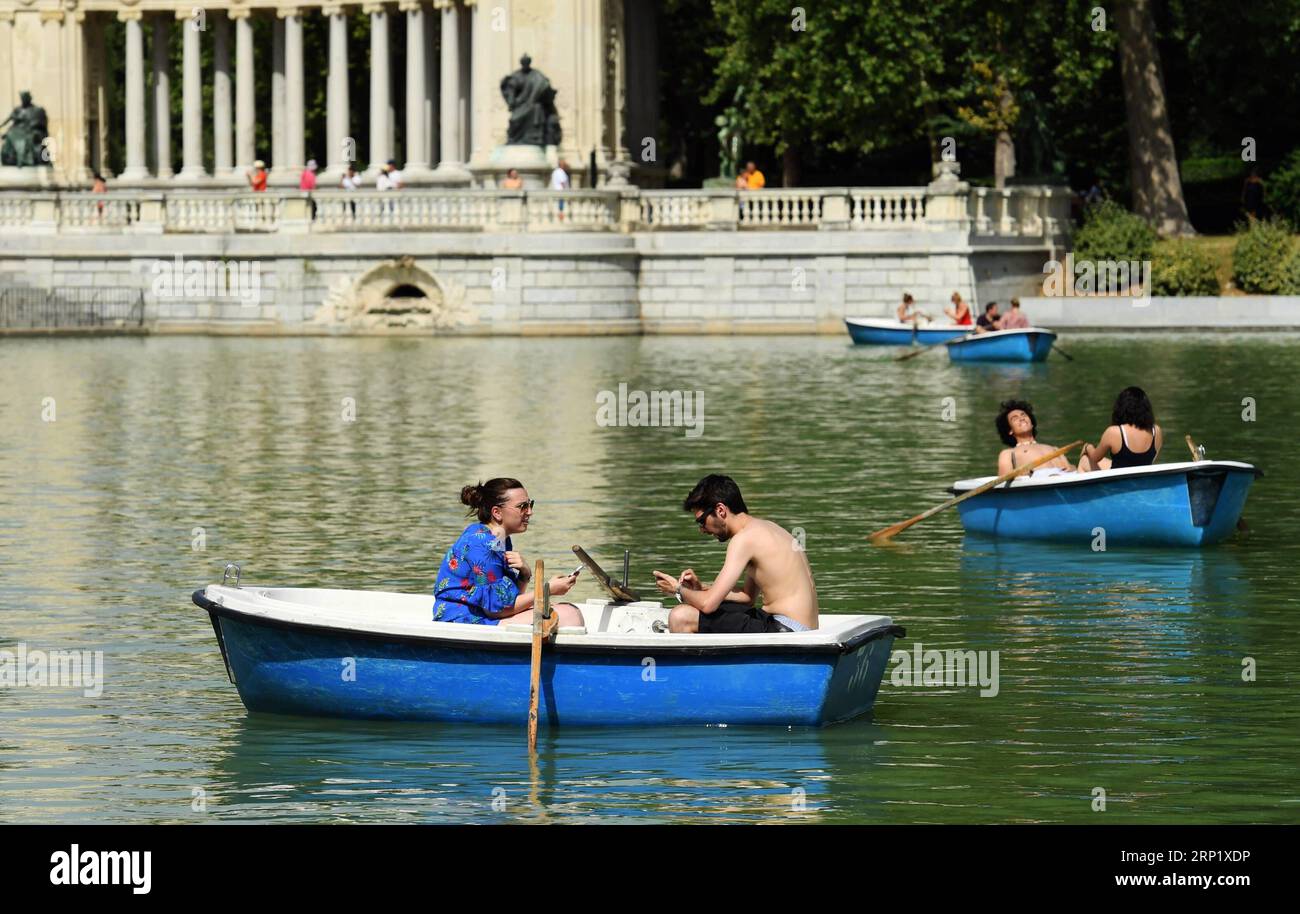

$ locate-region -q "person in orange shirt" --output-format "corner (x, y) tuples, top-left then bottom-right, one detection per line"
(743, 161), (766, 189)
(247, 160), (268, 192)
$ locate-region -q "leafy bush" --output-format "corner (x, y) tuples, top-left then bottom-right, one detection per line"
(1152, 241), (1221, 296)
(1231, 218), (1295, 293)
(1072, 199), (1156, 266)
(1269, 149), (1300, 228)
(1283, 251), (1300, 294)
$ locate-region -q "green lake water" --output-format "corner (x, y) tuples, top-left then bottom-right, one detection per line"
(0, 332), (1296, 823)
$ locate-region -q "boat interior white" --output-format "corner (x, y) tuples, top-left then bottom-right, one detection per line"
(950, 459), (1258, 491)
(200, 585), (894, 651)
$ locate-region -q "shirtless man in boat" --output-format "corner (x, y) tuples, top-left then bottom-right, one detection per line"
(653, 474), (818, 633)
(995, 399), (1075, 476)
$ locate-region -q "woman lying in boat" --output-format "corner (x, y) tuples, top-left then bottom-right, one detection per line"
(1078, 386), (1163, 472)
(995, 399), (1076, 476)
(652, 474), (818, 634)
(432, 478), (585, 628)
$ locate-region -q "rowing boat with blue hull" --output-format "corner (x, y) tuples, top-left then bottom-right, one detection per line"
(192, 586), (903, 727)
(948, 460), (1261, 547)
(946, 327), (1056, 362)
(844, 317), (969, 346)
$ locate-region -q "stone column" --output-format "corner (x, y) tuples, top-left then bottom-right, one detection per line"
(0, 14), (13, 125)
(283, 9), (306, 174)
(424, 7), (439, 167)
(213, 11), (233, 177)
(151, 14), (172, 179)
(233, 9), (255, 172)
(271, 15), (286, 179)
(402, 1), (431, 178)
(432, 0), (470, 181)
(467, 0), (488, 169)
(322, 4), (351, 183)
(177, 9), (207, 180)
(365, 3), (391, 176)
(119, 10), (149, 180)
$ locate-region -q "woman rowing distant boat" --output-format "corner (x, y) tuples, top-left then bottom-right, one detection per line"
(1079, 386), (1163, 472)
(897, 292), (929, 324)
(995, 399), (1075, 476)
(432, 478), (584, 627)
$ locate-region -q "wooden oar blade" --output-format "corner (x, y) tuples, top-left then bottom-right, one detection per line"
(867, 440), (1083, 543)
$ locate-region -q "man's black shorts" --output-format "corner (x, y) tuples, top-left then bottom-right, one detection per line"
(695, 601), (791, 634)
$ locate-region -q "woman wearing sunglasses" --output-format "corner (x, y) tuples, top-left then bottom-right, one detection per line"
(433, 478), (583, 627)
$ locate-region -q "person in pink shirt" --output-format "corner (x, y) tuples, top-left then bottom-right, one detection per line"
(999, 297), (1030, 329)
(299, 159), (318, 191)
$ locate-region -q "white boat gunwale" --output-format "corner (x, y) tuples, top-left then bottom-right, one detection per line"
(194, 586), (902, 658)
(945, 326), (1057, 345)
(948, 459), (1261, 494)
(844, 316), (960, 330)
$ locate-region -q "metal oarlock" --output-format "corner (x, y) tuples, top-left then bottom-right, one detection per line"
(222, 562), (242, 588)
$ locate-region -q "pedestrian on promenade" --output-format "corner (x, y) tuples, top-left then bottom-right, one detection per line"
(1242, 168), (1266, 221)
(299, 159), (318, 191)
(247, 160), (268, 192)
(341, 164), (362, 190)
(550, 158), (570, 221)
(1083, 177), (1106, 206)
(91, 172), (107, 219)
(743, 161), (766, 189)
(501, 168), (523, 190)
(377, 160), (404, 191)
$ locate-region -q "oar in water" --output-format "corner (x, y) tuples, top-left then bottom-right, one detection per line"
(526, 560), (558, 753)
(1052, 343), (1075, 361)
(868, 440), (1083, 544)
(896, 337), (953, 362)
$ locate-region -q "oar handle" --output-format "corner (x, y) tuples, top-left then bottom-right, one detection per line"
(868, 440), (1083, 543)
(1185, 434), (1201, 461)
(527, 559), (545, 753)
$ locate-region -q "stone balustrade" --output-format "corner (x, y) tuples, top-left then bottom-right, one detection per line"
(0, 185), (1070, 239)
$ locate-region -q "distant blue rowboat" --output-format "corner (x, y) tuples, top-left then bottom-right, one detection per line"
(945, 327), (1056, 362)
(192, 587), (903, 727)
(948, 460), (1261, 547)
(844, 317), (970, 346)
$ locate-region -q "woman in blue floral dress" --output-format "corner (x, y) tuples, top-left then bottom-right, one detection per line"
(433, 478), (584, 627)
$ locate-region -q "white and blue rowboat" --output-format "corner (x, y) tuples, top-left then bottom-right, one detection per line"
(945, 327), (1056, 362)
(948, 460), (1261, 547)
(192, 586), (903, 727)
(844, 317), (970, 346)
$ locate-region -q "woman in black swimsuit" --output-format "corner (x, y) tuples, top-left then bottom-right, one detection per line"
(1079, 386), (1162, 472)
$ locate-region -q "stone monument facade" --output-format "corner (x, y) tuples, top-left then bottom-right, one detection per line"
(0, 0), (658, 188)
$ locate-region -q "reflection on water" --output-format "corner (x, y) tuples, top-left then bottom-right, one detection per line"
(206, 716), (839, 824)
(1, 333), (1298, 823)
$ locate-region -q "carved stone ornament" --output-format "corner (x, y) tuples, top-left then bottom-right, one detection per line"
(313, 257), (476, 333)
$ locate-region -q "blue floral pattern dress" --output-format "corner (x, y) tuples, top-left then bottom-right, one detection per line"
(433, 523), (521, 624)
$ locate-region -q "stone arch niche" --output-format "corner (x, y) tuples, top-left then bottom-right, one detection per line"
(313, 257), (476, 333)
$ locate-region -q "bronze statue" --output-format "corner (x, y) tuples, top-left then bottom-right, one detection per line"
(0, 91), (50, 167)
(500, 55), (561, 147)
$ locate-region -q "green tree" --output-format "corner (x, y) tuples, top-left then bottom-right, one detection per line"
(1116, 0), (1195, 235)
(706, 0), (974, 186)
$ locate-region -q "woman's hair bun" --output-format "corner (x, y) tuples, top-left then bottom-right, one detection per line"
(460, 483), (482, 508)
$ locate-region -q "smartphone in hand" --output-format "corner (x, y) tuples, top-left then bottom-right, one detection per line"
(569, 566), (583, 578)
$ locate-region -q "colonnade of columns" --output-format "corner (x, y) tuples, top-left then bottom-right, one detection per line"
(113, 1), (473, 185)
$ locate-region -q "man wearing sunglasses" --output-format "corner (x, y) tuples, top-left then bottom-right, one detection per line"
(653, 474), (818, 634)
